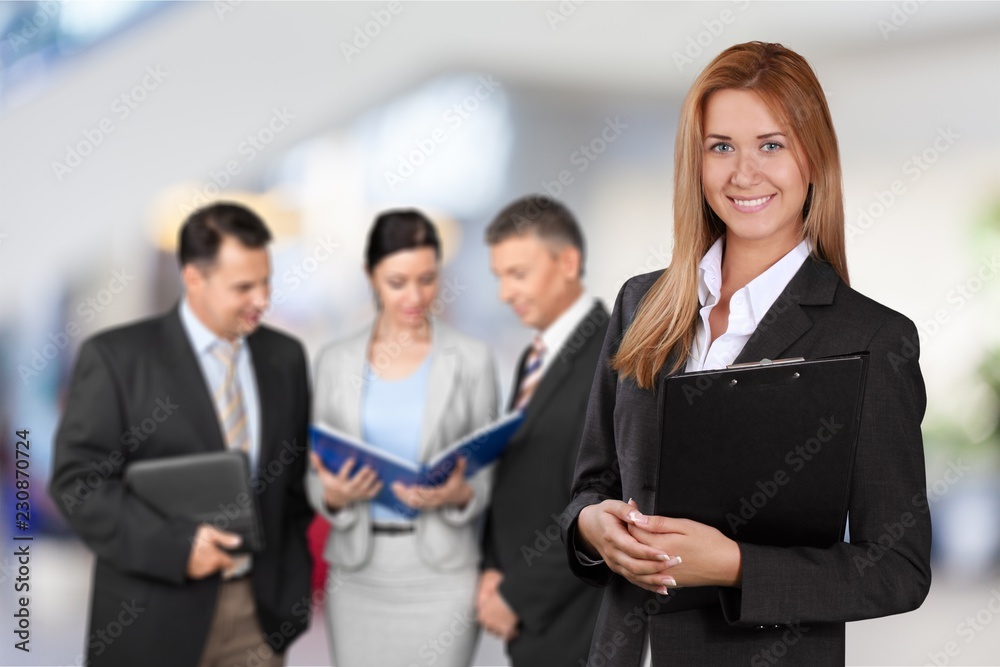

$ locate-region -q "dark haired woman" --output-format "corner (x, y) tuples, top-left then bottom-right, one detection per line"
(307, 210), (498, 666)
(563, 42), (930, 664)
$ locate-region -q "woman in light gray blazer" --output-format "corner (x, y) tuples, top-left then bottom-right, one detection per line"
(307, 209), (498, 667)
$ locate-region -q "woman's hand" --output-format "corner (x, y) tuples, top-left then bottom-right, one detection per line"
(576, 499), (680, 593)
(625, 500), (743, 591)
(392, 457), (472, 510)
(310, 452), (382, 511)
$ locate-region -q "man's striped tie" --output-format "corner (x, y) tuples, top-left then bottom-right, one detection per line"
(514, 336), (546, 411)
(212, 341), (250, 454)
(212, 340), (251, 578)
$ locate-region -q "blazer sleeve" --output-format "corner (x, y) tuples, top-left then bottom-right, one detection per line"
(439, 344), (499, 526)
(49, 339), (197, 585)
(561, 285), (627, 587)
(305, 345), (362, 531)
(498, 400), (595, 633)
(719, 313), (932, 625)
(277, 341), (316, 618)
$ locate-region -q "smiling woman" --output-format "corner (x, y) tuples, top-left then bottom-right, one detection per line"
(564, 41), (931, 666)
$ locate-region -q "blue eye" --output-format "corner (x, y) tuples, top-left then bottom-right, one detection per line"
(709, 142), (734, 153)
(762, 141), (783, 152)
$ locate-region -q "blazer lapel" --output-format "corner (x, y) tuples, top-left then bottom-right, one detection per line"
(333, 327), (370, 438)
(506, 346), (532, 413)
(246, 331), (277, 463)
(160, 307), (226, 453)
(514, 302), (606, 436)
(418, 322), (457, 461)
(733, 257), (839, 365)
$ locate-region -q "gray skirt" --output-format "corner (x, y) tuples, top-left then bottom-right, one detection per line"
(324, 533), (480, 667)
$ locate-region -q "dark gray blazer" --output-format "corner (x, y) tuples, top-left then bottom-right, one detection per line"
(562, 258), (931, 665)
(483, 301), (609, 666)
(50, 308), (314, 667)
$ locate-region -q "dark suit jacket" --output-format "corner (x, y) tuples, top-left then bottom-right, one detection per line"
(49, 308), (314, 667)
(484, 301), (609, 666)
(562, 259), (931, 666)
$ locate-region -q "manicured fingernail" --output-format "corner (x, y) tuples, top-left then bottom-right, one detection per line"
(628, 511), (648, 525)
(664, 556), (682, 567)
(658, 553), (672, 561)
(658, 586), (670, 596)
(662, 576), (677, 587)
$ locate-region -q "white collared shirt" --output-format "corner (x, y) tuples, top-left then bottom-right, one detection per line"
(686, 237), (811, 372)
(179, 299), (262, 468)
(535, 291), (597, 378)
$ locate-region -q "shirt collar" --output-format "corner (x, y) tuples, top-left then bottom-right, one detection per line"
(539, 291), (595, 357)
(180, 297), (237, 356)
(697, 236), (811, 329)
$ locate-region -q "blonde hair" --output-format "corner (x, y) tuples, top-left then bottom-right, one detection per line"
(614, 41), (848, 389)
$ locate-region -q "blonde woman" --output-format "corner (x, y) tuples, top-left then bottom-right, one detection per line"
(564, 42), (930, 664)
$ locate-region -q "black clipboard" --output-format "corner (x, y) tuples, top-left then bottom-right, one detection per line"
(653, 353), (869, 549)
(124, 450), (263, 554)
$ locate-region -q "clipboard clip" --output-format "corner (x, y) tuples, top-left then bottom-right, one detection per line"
(726, 357), (805, 369)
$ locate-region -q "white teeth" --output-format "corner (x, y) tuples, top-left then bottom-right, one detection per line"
(732, 196), (772, 207)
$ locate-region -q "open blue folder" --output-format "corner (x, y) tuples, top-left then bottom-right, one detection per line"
(310, 411), (525, 518)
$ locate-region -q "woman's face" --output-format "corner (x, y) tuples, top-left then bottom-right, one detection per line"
(369, 247), (440, 329)
(701, 89), (811, 249)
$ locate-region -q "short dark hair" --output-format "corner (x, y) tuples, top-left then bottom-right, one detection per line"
(365, 209), (441, 272)
(178, 202), (272, 268)
(485, 195), (586, 276)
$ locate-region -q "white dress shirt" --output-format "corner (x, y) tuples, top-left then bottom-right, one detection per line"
(179, 299), (262, 468)
(532, 291), (597, 379)
(638, 236), (809, 666)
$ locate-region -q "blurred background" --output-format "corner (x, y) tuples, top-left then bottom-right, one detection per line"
(1, 2), (998, 665)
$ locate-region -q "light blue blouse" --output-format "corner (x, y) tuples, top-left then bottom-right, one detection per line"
(362, 354), (432, 524)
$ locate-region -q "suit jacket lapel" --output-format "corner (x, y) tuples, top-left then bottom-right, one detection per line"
(733, 258), (839, 364)
(515, 302), (606, 436)
(160, 307), (226, 453)
(506, 346), (532, 413)
(419, 322), (457, 461)
(335, 328), (370, 438)
(246, 331), (276, 463)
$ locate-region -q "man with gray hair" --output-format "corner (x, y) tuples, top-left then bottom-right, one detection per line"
(478, 195), (607, 665)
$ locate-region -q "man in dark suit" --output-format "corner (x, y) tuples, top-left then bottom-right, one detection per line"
(49, 203), (313, 667)
(478, 195), (608, 665)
